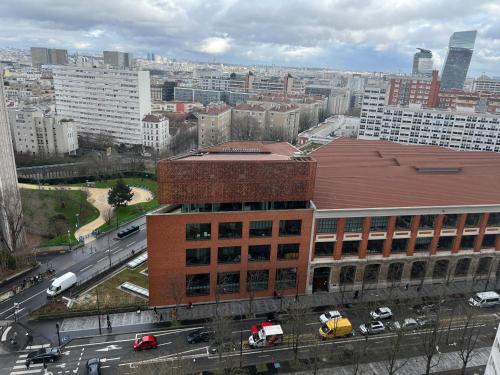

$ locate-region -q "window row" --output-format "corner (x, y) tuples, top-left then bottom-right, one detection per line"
(186, 243), (301, 265)
(185, 268), (297, 296)
(181, 201), (308, 213)
(314, 234), (498, 257)
(316, 213), (500, 234)
(186, 220), (302, 240)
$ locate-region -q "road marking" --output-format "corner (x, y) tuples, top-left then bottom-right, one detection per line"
(79, 265), (93, 273)
(137, 327), (204, 338)
(95, 344), (122, 352)
(97, 257), (107, 263)
(125, 241), (137, 248)
(101, 357), (120, 362)
(0, 289), (47, 317)
(6, 307), (25, 319)
(158, 342), (172, 347)
(1, 325), (12, 341)
(306, 322), (320, 326)
(26, 344), (50, 350)
(66, 338), (133, 349)
(19, 354), (28, 358)
(9, 370), (43, 375)
(13, 364), (43, 370)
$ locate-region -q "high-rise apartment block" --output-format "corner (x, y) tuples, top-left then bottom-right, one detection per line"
(30, 47), (68, 68)
(441, 30), (477, 90)
(8, 107), (78, 156)
(387, 71), (440, 107)
(412, 48), (433, 76)
(473, 75), (500, 93)
(52, 66), (151, 145)
(103, 51), (133, 68)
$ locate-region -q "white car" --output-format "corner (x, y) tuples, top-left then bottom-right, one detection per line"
(391, 318), (419, 331)
(370, 307), (393, 320)
(319, 310), (342, 324)
(359, 321), (385, 335)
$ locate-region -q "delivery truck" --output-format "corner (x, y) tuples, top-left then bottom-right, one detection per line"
(248, 324), (283, 348)
(46, 272), (78, 297)
(319, 318), (353, 339)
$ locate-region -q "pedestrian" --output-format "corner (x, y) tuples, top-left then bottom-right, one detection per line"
(405, 283), (409, 290)
(153, 306), (157, 314)
(107, 319), (112, 332)
(354, 290), (359, 299)
(188, 301), (193, 309)
(159, 313), (163, 322)
(417, 285), (422, 292)
(25, 361), (30, 370)
(273, 290), (278, 299)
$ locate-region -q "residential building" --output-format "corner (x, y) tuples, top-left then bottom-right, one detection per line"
(328, 89), (351, 115)
(8, 107), (78, 156)
(147, 142), (316, 306)
(0, 69), (25, 251)
(412, 48), (433, 76)
(103, 51), (133, 68)
(142, 113), (170, 152)
(438, 90), (500, 113)
(441, 30), (477, 90)
(30, 47), (68, 68)
(358, 80), (388, 138)
(151, 101), (203, 113)
(52, 65), (151, 145)
(485, 324), (500, 375)
(358, 104), (500, 153)
(387, 70), (440, 107)
(472, 75), (500, 93)
(147, 138), (500, 306)
(151, 84), (164, 101)
(195, 104), (232, 147)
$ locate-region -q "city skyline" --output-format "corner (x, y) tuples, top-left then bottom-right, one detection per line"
(0, 0), (498, 76)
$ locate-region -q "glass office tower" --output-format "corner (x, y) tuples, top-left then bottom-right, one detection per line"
(412, 48), (433, 76)
(441, 30), (477, 90)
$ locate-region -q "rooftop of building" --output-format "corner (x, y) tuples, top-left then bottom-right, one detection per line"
(177, 141), (302, 161)
(311, 138), (500, 210)
(143, 113), (165, 122)
(234, 103), (266, 112)
(198, 104), (232, 115)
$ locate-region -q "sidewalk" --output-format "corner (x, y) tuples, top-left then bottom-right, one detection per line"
(56, 279), (492, 335)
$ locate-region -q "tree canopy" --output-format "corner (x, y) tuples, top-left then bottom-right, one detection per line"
(107, 179), (134, 208)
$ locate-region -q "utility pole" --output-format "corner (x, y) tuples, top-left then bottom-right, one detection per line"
(96, 287), (102, 335)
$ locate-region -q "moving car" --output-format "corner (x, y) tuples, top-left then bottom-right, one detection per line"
(46, 272), (78, 298)
(187, 328), (213, 344)
(469, 291), (500, 308)
(26, 347), (61, 365)
(370, 307), (393, 320)
(390, 318), (419, 331)
(319, 318), (353, 339)
(86, 358), (101, 375)
(359, 321), (385, 335)
(319, 310), (342, 324)
(133, 335), (158, 351)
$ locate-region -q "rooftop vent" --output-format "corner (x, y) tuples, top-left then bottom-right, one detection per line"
(415, 166), (462, 173)
(219, 148), (265, 153)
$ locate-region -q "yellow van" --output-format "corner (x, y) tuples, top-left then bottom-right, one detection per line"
(319, 318), (353, 339)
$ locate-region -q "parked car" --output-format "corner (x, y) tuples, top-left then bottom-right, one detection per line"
(469, 291), (500, 308)
(390, 318), (419, 331)
(86, 358), (101, 375)
(209, 341), (237, 354)
(319, 318), (353, 339)
(416, 317), (437, 328)
(359, 321), (385, 335)
(26, 347), (61, 365)
(319, 310), (342, 324)
(370, 307), (393, 320)
(187, 328), (213, 344)
(133, 335), (158, 351)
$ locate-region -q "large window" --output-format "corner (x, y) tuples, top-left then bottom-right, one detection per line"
(248, 245), (271, 262)
(212, 203), (242, 212)
(277, 243), (300, 260)
(247, 270), (269, 292)
(275, 268), (297, 290)
(186, 248), (210, 266)
(279, 220), (302, 236)
(387, 263), (404, 282)
(186, 274), (210, 296)
(243, 202), (265, 211)
(455, 258), (471, 277)
(438, 236), (455, 250)
(363, 264), (380, 283)
(419, 215), (436, 229)
(414, 237), (432, 252)
(342, 241), (359, 256)
(488, 213), (500, 227)
(370, 217), (388, 232)
(344, 217), (364, 233)
(366, 239), (385, 254)
(476, 257), (493, 275)
(186, 223), (211, 241)
(460, 235), (476, 250)
(339, 266), (356, 285)
(410, 261), (427, 280)
(395, 216), (412, 230)
(465, 213), (482, 227)
(317, 218), (337, 234)
(482, 234), (497, 248)
(217, 272), (240, 294)
(218, 246), (241, 264)
(315, 242), (334, 257)
(218, 222), (242, 239)
(391, 238), (407, 253)
(442, 214), (458, 228)
(249, 221), (272, 237)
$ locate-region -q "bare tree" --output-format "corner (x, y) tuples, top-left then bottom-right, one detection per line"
(285, 300), (309, 362)
(0, 186), (26, 255)
(383, 329), (409, 375)
(421, 306), (443, 375)
(231, 115), (262, 141)
(209, 313), (235, 369)
(168, 275), (185, 320)
(246, 270), (267, 317)
(456, 307), (481, 374)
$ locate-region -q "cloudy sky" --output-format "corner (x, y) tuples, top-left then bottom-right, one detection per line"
(0, 0), (499, 76)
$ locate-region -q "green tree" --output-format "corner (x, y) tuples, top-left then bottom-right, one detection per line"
(107, 179), (134, 208)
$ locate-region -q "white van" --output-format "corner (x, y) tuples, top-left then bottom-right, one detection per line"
(469, 291), (500, 308)
(47, 272), (78, 297)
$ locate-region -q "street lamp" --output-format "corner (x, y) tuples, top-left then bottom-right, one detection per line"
(107, 235), (112, 269)
(67, 229), (71, 251)
(55, 322), (61, 346)
(75, 213), (80, 229)
(96, 287), (102, 335)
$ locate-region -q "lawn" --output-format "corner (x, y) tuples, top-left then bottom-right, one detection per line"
(73, 266), (149, 309)
(21, 189), (100, 247)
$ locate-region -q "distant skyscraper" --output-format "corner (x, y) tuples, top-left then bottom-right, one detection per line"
(103, 51), (133, 68)
(412, 48), (433, 76)
(30, 47), (68, 68)
(0, 69), (25, 251)
(440, 30), (477, 90)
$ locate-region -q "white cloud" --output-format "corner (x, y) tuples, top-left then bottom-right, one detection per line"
(198, 36), (231, 54)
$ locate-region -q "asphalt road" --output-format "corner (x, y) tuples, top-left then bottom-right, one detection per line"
(0, 216), (147, 322)
(2, 296), (497, 374)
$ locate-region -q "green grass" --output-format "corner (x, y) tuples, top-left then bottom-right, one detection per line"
(21, 189), (100, 247)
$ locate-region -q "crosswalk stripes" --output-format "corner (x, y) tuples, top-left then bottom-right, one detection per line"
(9, 352), (43, 375)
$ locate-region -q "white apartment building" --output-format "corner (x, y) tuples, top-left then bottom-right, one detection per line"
(358, 104), (500, 152)
(142, 114), (170, 152)
(473, 75), (500, 93)
(8, 107), (78, 156)
(358, 81), (388, 135)
(486, 324), (500, 375)
(52, 65), (151, 145)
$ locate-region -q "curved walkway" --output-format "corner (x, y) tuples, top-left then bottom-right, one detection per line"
(18, 183), (153, 243)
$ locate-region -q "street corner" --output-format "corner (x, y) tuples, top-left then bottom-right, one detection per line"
(0, 321), (35, 353)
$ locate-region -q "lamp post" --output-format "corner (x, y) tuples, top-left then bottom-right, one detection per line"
(96, 287), (102, 335)
(75, 213), (80, 229)
(55, 322), (61, 346)
(67, 230), (71, 251)
(107, 235), (112, 269)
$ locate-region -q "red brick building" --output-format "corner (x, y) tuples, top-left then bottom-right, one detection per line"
(387, 70), (440, 108)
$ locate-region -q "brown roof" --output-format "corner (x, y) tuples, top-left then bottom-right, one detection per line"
(200, 104), (231, 115)
(234, 103), (266, 111)
(311, 138), (500, 210)
(143, 114), (162, 122)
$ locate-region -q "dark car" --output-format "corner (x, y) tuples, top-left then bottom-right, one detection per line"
(86, 358), (101, 375)
(187, 328), (213, 344)
(26, 347), (61, 365)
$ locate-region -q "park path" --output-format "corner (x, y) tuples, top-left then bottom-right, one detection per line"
(18, 183), (153, 243)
